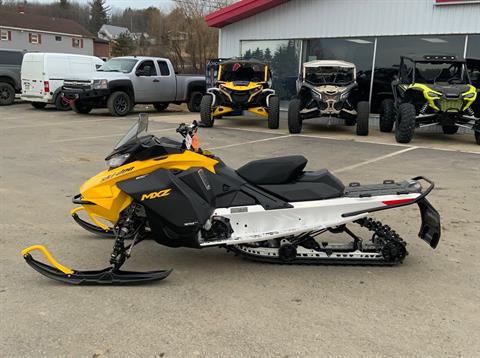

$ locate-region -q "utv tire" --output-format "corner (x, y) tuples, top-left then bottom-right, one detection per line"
(108, 91), (132, 117)
(267, 95), (280, 129)
(442, 125), (458, 135)
(54, 95), (70, 111)
(356, 101), (369, 136)
(379, 99), (395, 133)
(0, 82), (15, 106)
(187, 91), (203, 112)
(72, 101), (93, 114)
(31, 102), (47, 109)
(154, 103), (169, 111)
(395, 103), (416, 143)
(288, 99), (302, 134)
(200, 95), (214, 127)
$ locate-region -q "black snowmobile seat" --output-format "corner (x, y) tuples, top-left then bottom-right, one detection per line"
(236, 155), (308, 185)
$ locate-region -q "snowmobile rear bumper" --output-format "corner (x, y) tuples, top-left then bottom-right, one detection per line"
(21, 245), (172, 285)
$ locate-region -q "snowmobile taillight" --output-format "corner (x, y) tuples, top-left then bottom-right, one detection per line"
(43, 80), (50, 93)
(382, 198), (415, 206)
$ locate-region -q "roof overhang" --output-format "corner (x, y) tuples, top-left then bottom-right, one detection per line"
(205, 0), (290, 28)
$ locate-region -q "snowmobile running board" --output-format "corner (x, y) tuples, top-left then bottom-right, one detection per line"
(21, 245), (172, 285)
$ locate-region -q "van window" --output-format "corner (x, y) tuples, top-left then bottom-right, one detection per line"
(137, 60), (157, 76)
(0, 50), (24, 65)
(157, 61), (170, 76)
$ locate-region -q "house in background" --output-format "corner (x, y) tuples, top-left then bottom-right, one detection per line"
(98, 24), (131, 41)
(0, 10), (103, 56)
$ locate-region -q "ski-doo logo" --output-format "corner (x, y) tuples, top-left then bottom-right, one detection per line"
(101, 167), (134, 182)
(141, 189), (171, 201)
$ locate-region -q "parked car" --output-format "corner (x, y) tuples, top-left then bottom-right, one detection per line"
(380, 54), (479, 144)
(62, 56), (206, 116)
(288, 60), (369, 135)
(0, 49), (24, 106)
(21, 53), (104, 110)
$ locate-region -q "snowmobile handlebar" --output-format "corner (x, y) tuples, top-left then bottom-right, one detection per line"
(176, 121), (199, 138)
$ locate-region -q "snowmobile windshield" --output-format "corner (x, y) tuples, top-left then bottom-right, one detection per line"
(219, 63), (267, 82)
(305, 66), (354, 86)
(97, 58), (138, 73)
(413, 62), (468, 84)
(114, 114), (149, 149)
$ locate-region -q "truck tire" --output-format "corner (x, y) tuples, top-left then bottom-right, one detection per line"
(356, 101), (369, 136)
(442, 125), (458, 135)
(31, 102), (47, 109)
(288, 99), (302, 134)
(267, 95), (280, 129)
(0, 82), (15, 106)
(107, 91), (131, 117)
(187, 91), (203, 112)
(54, 94), (70, 111)
(154, 103), (169, 111)
(200, 95), (214, 127)
(379, 99), (395, 133)
(72, 101), (93, 114)
(395, 103), (416, 143)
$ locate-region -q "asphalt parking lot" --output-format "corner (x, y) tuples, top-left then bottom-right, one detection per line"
(1, 103), (480, 358)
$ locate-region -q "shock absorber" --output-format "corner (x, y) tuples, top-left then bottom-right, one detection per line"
(419, 102), (429, 114)
(466, 107), (475, 116)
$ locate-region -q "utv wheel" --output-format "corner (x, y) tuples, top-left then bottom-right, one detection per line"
(267, 95), (280, 129)
(288, 98), (302, 134)
(154, 103), (169, 111)
(475, 130), (480, 145)
(108, 91), (132, 117)
(0, 82), (15, 106)
(31, 102), (47, 109)
(356, 101), (369, 136)
(442, 125), (458, 135)
(72, 101), (93, 114)
(200, 95), (214, 127)
(54, 95), (70, 111)
(379, 99), (395, 133)
(187, 91), (203, 112)
(395, 103), (416, 143)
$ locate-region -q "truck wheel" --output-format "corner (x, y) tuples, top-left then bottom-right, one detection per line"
(356, 101), (369, 136)
(154, 103), (169, 111)
(72, 101), (93, 114)
(267, 95), (280, 129)
(442, 125), (458, 135)
(54, 94), (70, 111)
(31, 102), (47, 109)
(0, 82), (15, 106)
(107, 91), (131, 117)
(200, 95), (214, 127)
(187, 91), (203, 112)
(395, 103), (416, 143)
(288, 99), (302, 134)
(379, 99), (395, 133)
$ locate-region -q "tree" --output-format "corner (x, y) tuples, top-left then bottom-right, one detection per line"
(89, 0), (109, 33)
(111, 32), (135, 56)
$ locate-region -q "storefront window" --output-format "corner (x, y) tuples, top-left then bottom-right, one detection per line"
(466, 35), (480, 88)
(305, 37), (375, 102)
(372, 35), (466, 111)
(241, 40), (301, 100)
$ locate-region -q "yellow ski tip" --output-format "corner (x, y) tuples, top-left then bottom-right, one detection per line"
(21, 245), (74, 275)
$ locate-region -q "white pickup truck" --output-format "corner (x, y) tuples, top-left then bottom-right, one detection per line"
(62, 56), (206, 116)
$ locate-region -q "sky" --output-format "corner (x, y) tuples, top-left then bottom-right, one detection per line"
(33, 0), (175, 10)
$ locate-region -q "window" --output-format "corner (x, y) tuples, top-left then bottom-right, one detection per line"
(467, 35), (480, 88)
(29, 33), (41, 44)
(137, 60), (157, 76)
(1, 30), (11, 41)
(55, 36), (62, 41)
(157, 61), (170, 76)
(72, 38), (83, 48)
(0, 50), (24, 65)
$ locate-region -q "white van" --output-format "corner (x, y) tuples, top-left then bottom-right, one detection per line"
(21, 53), (104, 110)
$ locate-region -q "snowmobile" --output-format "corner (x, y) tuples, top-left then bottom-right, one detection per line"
(22, 114), (441, 285)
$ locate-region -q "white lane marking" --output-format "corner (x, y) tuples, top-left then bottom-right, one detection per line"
(208, 135), (292, 150)
(334, 147), (419, 173)
(2, 118), (114, 130)
(49, 127), (177, 143)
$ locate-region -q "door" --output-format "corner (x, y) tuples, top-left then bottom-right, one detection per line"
(155, 60), (176, 101)
(133, 60), (160, 102)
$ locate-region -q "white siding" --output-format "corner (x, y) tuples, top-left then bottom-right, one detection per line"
(219, 0), (480, 57)
(0, 28), (94, 55)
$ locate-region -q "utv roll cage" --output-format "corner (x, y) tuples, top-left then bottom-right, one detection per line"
(217, 58), (271, 84)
